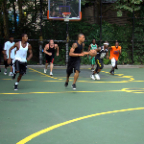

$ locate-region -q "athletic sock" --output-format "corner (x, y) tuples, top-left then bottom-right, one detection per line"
(15, 82), (19, 85)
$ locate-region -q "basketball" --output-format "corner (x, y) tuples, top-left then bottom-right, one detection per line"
(89, 49), (97, 57)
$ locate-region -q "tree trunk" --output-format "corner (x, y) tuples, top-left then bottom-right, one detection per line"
(13, 1), (17, 32)
(94, 0), (100, 24)
(18, 0), (23, 25)
(2, 0), (9, 39)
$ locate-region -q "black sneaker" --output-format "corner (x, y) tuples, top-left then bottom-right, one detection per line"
(12, 74), (16, 80)
(65, 82), (68, 87)
(72, 84), (76, 90)
(115, 66), (118, 69)
(14, 84), (18, 91)
(0, 68), (1, 72)
(110, 71), (114, 75)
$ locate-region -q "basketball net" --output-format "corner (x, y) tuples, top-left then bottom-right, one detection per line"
(62, 12), (71, 22)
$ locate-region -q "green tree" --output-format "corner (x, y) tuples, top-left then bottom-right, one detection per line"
(1, 0), (9, 39)
(115, 0), (143, 12)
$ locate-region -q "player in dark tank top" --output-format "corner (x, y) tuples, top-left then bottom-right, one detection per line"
(65, 34), (90, 90)
(44, 39), (59, 76)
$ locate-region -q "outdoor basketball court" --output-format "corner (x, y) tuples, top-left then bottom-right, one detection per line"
(0, 66), (144, 144)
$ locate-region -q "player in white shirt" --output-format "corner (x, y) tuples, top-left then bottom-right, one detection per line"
(8, 33), (33, 91)
(3, 36), (16, 76)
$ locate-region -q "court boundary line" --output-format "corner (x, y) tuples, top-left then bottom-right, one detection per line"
(29, 68), (63, 80)
(16, 107), (144, 144)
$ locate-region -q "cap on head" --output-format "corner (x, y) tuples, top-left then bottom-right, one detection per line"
(103, 41), (109, 46)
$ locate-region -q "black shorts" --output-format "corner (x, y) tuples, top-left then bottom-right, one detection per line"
(95, 56), (104, 70)
(4, 59), (13, 67)
(46, 56), (54, 63)
(67, 58), (81, 75)
(14, 60), (27, 75)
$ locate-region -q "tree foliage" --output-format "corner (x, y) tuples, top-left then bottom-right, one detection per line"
(115, 0), (143, 12)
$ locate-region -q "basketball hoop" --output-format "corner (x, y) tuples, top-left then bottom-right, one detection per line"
(62, 12), (71, 22)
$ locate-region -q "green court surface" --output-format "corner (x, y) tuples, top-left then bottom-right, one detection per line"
(0, 67), (144, 144)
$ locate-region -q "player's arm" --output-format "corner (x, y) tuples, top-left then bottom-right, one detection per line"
(88, 44), (91, 52)
(3, 42), (7, 61)
(8, 42), (19, 64)
(69, 43), (89, 57)
(55, 44), (59, 56)
(27, 44), (33, 61)
(106, 51), (109, 59)
(44, 44), (52, 56)
(96, 47), (101, 52)
(119, 47), (122, 54)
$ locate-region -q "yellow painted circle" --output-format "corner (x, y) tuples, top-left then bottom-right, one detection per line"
(16, 107), (144, 144)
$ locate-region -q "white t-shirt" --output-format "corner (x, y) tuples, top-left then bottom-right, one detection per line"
(4, 41), (16, 59)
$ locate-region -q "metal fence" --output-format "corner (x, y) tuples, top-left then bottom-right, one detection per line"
(1, 0), (144, 65)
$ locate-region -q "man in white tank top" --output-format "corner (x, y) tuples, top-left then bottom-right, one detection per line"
(8, 33), (33, 91)
(3, 36), (16, 76)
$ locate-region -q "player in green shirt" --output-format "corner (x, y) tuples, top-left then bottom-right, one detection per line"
(88, 39), (98, 71)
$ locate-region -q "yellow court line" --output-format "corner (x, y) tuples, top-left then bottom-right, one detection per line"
(16, 107), (144, 144)
(0, 90), (121, 95)
(29, 68), (63, 81)
(2, 78), (35, 81)
(2, 88), (144, 95)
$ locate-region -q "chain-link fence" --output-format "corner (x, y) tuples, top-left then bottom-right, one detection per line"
(1, 0), (144, 65)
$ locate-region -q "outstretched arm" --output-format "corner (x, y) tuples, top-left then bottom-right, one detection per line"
(55, 44), (59, 56)
(27, 44), (33, 61)
(44, 44), (52, 56)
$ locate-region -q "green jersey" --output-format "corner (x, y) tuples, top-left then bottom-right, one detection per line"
(90, 44), (97, 50)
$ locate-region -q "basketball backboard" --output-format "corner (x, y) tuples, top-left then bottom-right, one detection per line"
(47, 0), (82, 21)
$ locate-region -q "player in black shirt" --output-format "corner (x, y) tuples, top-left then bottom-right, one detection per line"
(65, 34), (89, 90)
(91, 41), (109, 80)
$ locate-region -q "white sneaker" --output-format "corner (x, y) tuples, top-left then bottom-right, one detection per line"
(9, 72), (13, 76)
(95, 74), (100, 80)
(90, 75), (96, 80)
(4, 69), (7, 75)
(44, 68), (47, 74)
(50, 72), (53, 76)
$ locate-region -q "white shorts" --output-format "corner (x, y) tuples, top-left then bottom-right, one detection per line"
(111, 58), (117, 67)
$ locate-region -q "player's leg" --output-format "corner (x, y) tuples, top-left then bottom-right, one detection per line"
(72, 60), (81, 90)
(50, 58), (54, 76)
(91, 57), (95, 71)
(91, 58), (102, 80)
(44, 58), (48, 73)
(65, 60), (73, 87)
(73, 70), (79, 85)
(110, 58), (116, 75)
(4, 59), (8, 75)
(115, 61), (118, 69)
(95, 59), (103, 80)
(9, 60), (14, 76)
(14, 61), (27, 90)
